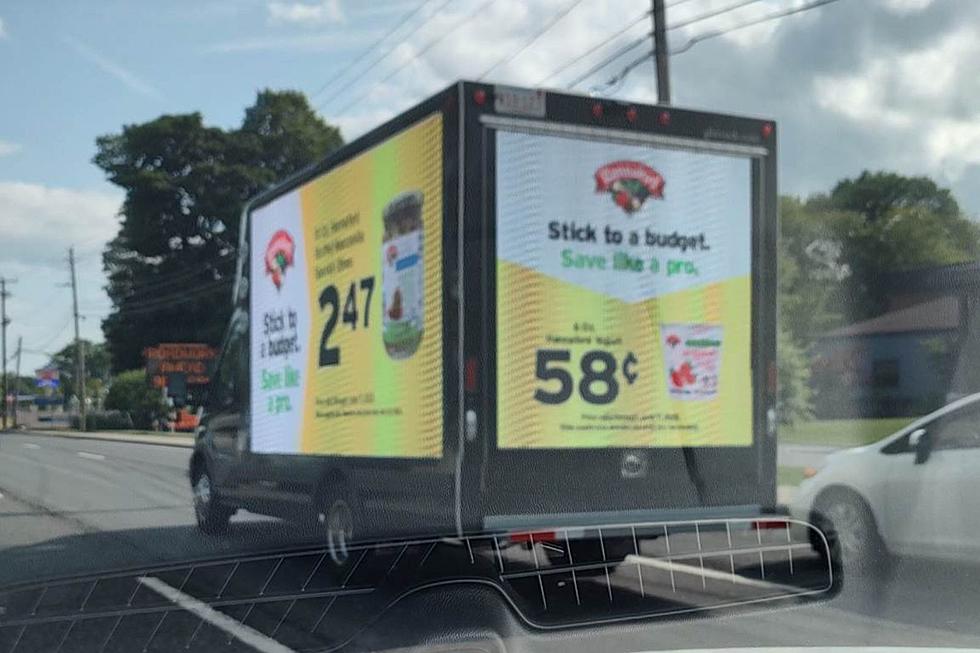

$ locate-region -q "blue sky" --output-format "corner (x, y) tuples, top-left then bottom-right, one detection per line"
(2, 0), (979, 376)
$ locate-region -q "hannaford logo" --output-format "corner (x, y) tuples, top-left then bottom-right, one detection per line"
(265, 229), (295, 290)
(594, 160), (665, 214)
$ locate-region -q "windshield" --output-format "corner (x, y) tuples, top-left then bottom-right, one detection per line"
(3, 0), (980, 651)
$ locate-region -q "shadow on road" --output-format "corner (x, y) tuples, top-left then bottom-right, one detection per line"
(831, 555), (980, 637)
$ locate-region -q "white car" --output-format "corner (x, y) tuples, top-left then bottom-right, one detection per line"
(792, 392), (980, 567)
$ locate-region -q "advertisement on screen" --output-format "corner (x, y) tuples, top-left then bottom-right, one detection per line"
(496, 130), (753, 448)
(249, 114), (444, 457)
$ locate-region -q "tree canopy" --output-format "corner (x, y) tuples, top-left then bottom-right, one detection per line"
(96, 90), (342, 372)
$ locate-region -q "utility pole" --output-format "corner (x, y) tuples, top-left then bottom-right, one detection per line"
(652, 0), (671, 105)
(68, 248), (87, 431)
(0, 277), (14, 430)
(12, 336), (21, 429)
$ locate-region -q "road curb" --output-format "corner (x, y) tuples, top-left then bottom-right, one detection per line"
(19, 429), (194, 449)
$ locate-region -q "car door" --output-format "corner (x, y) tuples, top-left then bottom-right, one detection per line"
(884, 402), (980, 559)
(204, 311), (250, 499)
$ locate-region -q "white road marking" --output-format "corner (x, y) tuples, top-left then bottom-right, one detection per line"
(22, 443), (40, 450)
(138, 576), (297, 653)
(76, 451), (106, 461)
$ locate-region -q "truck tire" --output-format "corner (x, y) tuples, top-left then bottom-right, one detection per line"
(813, 489), (885, 573)
(192, 467), (234, 535)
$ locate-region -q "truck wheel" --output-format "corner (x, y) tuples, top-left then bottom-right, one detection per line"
(193, 467), (234, 535)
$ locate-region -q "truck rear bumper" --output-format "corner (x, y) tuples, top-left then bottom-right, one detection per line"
(484, 504), (770, 534)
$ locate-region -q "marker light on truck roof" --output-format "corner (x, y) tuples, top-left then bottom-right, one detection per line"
(658, 110), (671, 126)
(762, 122), (774, 138)
(626, 107), (638, 123)
(473, 88), (487, 106)
(592, 102), (604, 119)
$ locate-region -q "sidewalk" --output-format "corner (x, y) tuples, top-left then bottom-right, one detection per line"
(22, 428), (194, 448)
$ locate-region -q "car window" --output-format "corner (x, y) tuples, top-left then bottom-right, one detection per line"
(930, 405), (980, 451)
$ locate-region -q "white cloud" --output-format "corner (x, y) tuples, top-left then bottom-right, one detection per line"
(878, 0), (934, 14)
(268, 0), (344, 26)
(0, 140), (20, 157)
(0, 182), (121, 369)
(813, 25), (980, 179)
(0, 16), (7, 39)
(202, 27), (376, 53)
(0, 182), (121, 269)
(63, 36), (163, 100)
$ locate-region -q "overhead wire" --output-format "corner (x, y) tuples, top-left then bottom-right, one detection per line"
(591, 0), (846, 92)
(316, 0), (456, 110)
(566, 0), (763, 89)
(308, 0), (436, 102)
(536, 9), (651, 86)
(332, 0), (496, 116)
(671, 0), (844, 55)
(477, 0), (589, 80)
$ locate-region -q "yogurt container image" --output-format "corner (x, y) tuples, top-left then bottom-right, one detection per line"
(660, 323), (722, 401)
(381, 191), (425, 359)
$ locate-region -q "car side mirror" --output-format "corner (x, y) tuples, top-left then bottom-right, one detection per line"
(909, 428), (931, 464)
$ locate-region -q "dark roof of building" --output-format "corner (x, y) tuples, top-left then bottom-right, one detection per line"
(823, 295), (960, 338)
(883, 262), (980, 294)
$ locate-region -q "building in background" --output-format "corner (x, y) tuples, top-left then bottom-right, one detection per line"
(812, 263), (980, 418)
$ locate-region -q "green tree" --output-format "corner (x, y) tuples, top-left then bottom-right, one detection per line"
(96, 90), (343, 372)
(776, 323), (813, 425)
(104, 369), (166, 430)
(49, 340), (111, 401)
(828, 170), (960, 223)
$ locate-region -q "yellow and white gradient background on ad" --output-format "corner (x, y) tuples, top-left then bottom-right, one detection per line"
(495, 129), (753, 448)
(251, 113), (443, 458)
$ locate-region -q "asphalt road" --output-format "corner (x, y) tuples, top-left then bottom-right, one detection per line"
(4, 431), (980, 652)
(0, 431), (312, 587)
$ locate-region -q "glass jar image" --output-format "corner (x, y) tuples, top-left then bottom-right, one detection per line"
(381, 191), (425, 359)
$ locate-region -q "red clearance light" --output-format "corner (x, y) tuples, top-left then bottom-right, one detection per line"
(761, 122), (774, 138)
(658, 110), (671, 126)
(465, 356), (478, 393)
(626, 107), (638, 123)
(509, 531), (557, 544)
(473, 89), (487, 106)
(753, 520), (788, 530)
(592, 102), (604, 119)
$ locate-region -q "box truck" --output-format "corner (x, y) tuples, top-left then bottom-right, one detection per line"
(189, 81), (779, 562)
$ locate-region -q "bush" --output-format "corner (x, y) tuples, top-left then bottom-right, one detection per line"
(104, 369), (166, 430)
(71, 410), (134, 431)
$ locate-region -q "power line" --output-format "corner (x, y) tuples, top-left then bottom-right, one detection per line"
(332, 0), (496, 116)
(566, 34), (648, 88)
(671, 0), (844, 56)
(593, 0), (846, 93)
(477, 0), (589, 81)
(667, 0), (763, 33)
(538, 0), (725, 88)
(316, 0), (456, 110)
(33, 315), (73, 355)
(536, 10), (650, 86)
(110, 257), (235, 299)
(308, 0), (435, 101)
(109, 278), (235, 317)
(566, 0), (762, 89)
